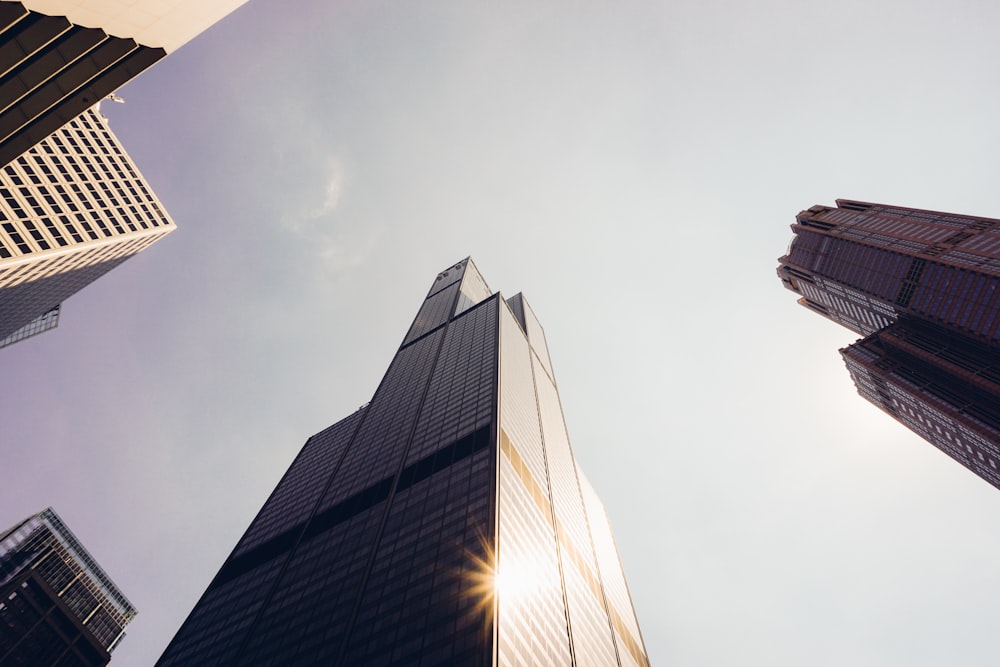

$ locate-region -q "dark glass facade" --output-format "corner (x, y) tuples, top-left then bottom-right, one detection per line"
(778, 200), (1000, 490)
(0, 508), (137, 665)
(158, 259), (648, 666)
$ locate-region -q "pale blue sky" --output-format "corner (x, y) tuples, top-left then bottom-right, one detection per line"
(4, 1), (1000, 664)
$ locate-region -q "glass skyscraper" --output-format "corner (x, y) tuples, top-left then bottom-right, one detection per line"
(158, 259), (649, 666)
(0, 507), (137, 666)
(778, 199), (1000, 489)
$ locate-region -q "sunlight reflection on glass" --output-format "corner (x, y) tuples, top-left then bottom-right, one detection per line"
(494, 557), (538, 602)
(465, 531), (497, 616)
(464, 530), (544, 618)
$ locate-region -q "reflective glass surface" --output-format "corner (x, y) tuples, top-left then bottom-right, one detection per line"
(497, 305), (573, 666)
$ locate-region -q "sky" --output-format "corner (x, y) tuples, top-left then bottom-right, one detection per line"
(4, 0), (1000, 664)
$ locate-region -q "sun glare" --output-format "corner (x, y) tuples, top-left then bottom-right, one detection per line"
(464, 532), (498, 615)
(464, 531), (540, 615)
(493, 559), (537, 602)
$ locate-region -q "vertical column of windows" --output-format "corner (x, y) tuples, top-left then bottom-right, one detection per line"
(534, 365), (598, 575)
(499, 306), (548, 487)
(406, 298), (497, 465)
(454, 260), (492, 316)
(336, 450), (493, 667)
(578, 473), (649, 667)
(332, 297), (498, 666)
(318, 328), (446, 508)
(233, 408), (367, 557)
(165, 405), (374, 666)
(497, 450), (572, 667)
(532, 352), (620, 666)
(403, 280), (461, 345)
(497, 305), (573, 666)
(233, 502), (391, 665)
(522, 297), (555, 382)
(156, 560), (289, 666)
(234, 290), (498, 665)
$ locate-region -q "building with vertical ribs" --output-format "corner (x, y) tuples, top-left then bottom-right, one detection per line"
(0, 103), (175, 347)
(0, 507), (137, 666)
(0, 0), (248, 167)
(778, 199), (1000, 489)
(158, 258), (649, 667)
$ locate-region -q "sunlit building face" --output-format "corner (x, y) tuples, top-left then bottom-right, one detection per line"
(158, 259), (648, 666)
(0, 106), (175, 347)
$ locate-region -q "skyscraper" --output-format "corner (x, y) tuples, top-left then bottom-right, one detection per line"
(0, 0), (248, 167)
(0, 507), (137, 666)
(0, 0), (251, 345)
(778, 199), (1000, 489)
(0, 103), (175, 347)
(158, 259), (649, 666)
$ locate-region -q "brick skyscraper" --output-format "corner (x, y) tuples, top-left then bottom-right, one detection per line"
(778, 199), (1000, 489)
(158, 258), (648, 667)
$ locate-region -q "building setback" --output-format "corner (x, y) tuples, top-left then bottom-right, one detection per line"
(0, 0), (248, 167)
(158, 258), (649, 667)
(0, 507), (137, 666)
(0, 104), (175, 346)
(778, 199), (1000, 490)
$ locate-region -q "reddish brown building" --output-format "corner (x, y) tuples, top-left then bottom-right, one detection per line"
(779, 200), (1000, 490)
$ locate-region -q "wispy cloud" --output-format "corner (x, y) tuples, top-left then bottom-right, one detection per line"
(282, 157), (346, 232)
(309, 159), (345, 220)
(278, 156), (372, 270)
